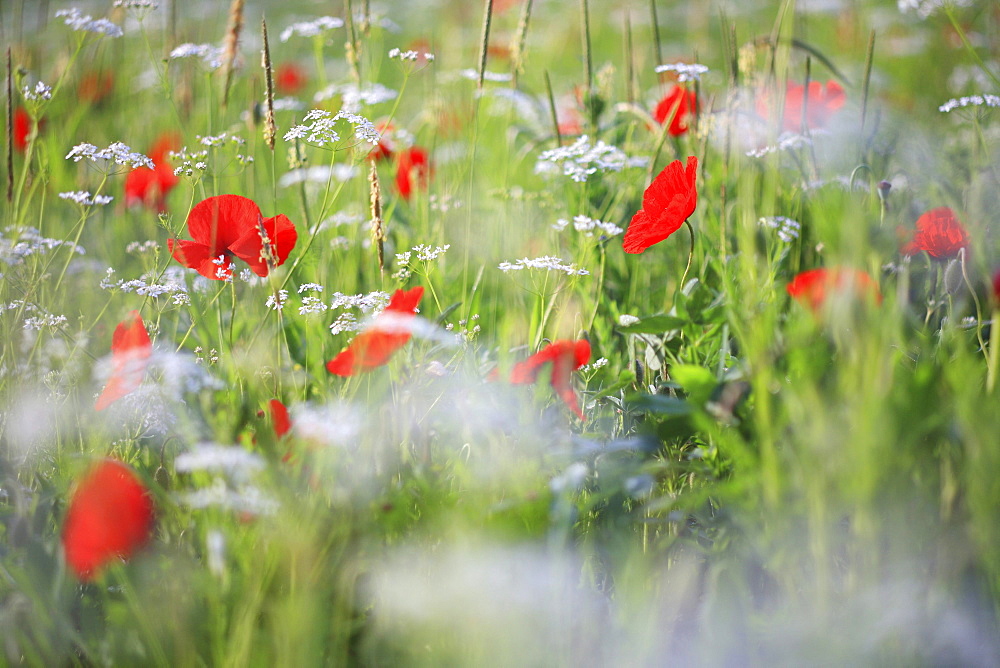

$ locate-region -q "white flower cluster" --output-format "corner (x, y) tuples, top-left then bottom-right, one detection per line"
(552, 215), (623, 238)
(938, 94), (1000, 113)
(168, 43), (224, 70)
(66, 142), (154, 170)
(113, 0), (159, 8)
(22, 81), (52, 102)
(58, 190), (113, 206)
(898, 0), (973, 19)
(265, 290), (290, 311)
(55, 8), (123, 37)
(2, 300), (69, 331)
(284, 109), (381, 146)
(388, 48), (435, 62)
(289, 401), (363, 448)
(459, 68), (513, 83)
(126, 240), (159, 255)
(272, 97), (306, 112)
(180, 480), (278, 515)
(313, 82), (398, 112)
(429, 194), (462, 213)
(175, 444), (265, 481)
(393, 244), (451, 280)
(328, 290), (391, 333)
(745, 131), (816, 159)
(654, 62), (709, 82)
(758, 216), (801, 242)
(168, 147), (210, 177)
(280, 16), (344, 42)
(1, 226), (85, 266)
(535, 135), (644, 183)
(279, 164), (358, 187)
(498, 256), (590, 276)
(23, 313), (69, 331)
(579, 357), (609, 373)
(198, 132), (244, 147)
(100, 267), (190, 302)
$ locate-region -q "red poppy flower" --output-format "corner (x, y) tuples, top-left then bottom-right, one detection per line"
(901, 206), (969, 259)
(623, 155), (698, 254)
(125, 135), (179, 213)
(395, 147), (431, 200)
(787, 267), (881, 313)
(757, 80), (846, 133)
(168, 195), (298, 280)
(327, 287), (424, 376)
(62, 459), (155, 581)
(368, 120), (398, 162)
(275, 62), (307, 95)
(653, 86), (697, 136)
(14, 107), (31, 152)
(79, 70), (114, 105)
(95, 311), (153, 411)
(510, 339), (591, 420)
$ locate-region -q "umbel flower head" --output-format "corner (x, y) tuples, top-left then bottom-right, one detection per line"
(327, 286), (424, 376)
(510, 339), (591, 420)
(623, 156), (698, 254)
(901, 206), (970, 259)
(168, 195), (297, 280)
(62, 459), (155, 581)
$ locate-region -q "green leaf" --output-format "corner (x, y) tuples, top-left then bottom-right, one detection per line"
(670, 364), (717, 407)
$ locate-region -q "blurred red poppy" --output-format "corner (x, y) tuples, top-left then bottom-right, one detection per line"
(62, 459), (155, 581)
(787, 267), (881, 313)
(510, 339), (591, 420)
(13, 107), (31, 152)
(623, 155), (698, 254)
(168, 195), (297, 280)
(125, 135), (179, 212)
(368, 120), (398, 162)
(327, 287), (424, 376)
(758, 80), (846, 132)
(395, 147), (431, 200)
(79, 71), (114, 105)
(653, 86), (697, 136)
(95, 311), (153, 411)
(901, 206), (969, 259)
(275, 62), (306, 95)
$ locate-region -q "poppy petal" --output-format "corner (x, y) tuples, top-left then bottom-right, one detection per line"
(62, 459), (155, 581)
(185, 194), (262, 253)
(95, 312), (152, 411)
(326, 287), (424, 376)
(168, 238), (234, 280)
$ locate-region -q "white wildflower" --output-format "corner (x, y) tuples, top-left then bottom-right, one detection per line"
(459, 68), (513, 83)
(498, 256), (589, 276)
(284, 109), (380, 147)
(552, 215), (623, 238)
(759, 216), (801, 242)
(938, 94), (1000, 113)
(265, 290), (289, 311)
(55, 8), (123, 37)
(66, 142), (154, 170)
(534, 135), (640, 182)
(175, 443), (265, 481)
(654, 62), (709, 82)
(22, 81), (52, 102)
(279, 16), (344, 42)
(168, 43), (224, 70)
(312, 83), (398, 112)
(58, 190), (113, 206)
